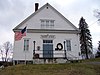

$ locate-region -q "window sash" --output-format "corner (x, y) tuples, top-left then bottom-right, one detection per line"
(24, 39), (29, 51)
(50, 20), (54, 27)
(41, 20), (45, 28)
(46, 20), (49, 28)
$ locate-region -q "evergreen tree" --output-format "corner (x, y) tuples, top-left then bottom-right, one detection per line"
(96, 41), (100, 57)
(79, 17), (93, 59)
(98, 41), (100, 50)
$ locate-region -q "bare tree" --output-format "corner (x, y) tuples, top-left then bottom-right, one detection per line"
(94, 9), (100, 23)
(0, 46), (4, 61)
(3, 41), (13, 62)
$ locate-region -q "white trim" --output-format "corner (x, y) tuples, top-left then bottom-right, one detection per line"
(65, 39), (72, 51)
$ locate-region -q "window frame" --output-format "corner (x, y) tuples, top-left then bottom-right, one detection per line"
(43, 40), (53, 44)
(66, 40), (71, 51)
(40, 19), (55, 29)
(24, 39), (29, 51)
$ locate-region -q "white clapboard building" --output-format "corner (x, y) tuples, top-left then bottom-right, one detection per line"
(13, 3), (81, 64)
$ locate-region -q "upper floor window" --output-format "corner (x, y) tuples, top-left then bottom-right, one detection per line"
(40, 19), (55, 29)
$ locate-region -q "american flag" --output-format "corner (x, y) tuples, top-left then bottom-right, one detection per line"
(15, 26), (27, 41)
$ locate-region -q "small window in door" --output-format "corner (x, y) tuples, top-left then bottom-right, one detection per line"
(43, 40), (53, 44)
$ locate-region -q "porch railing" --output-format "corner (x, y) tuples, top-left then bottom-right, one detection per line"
(34, 50), (80, 60)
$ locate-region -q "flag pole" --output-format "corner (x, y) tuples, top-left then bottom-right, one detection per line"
(25, 50), (27, 65)
(24, 26), (27, 65)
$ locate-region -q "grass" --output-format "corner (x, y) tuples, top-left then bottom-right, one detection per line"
(82, 57), (100, 62)
(0, 58), (100, 75)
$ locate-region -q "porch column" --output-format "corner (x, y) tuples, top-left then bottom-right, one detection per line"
(33, 41), (36, 64)
(63, 41), (67, 59)
(33, 41), (36, 55)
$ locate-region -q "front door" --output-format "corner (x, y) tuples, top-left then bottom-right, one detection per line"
(43, 40), (53, 58)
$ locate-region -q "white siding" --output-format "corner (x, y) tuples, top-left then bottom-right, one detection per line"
(13, 38), (33, 60)
(13, 33), (80, 60)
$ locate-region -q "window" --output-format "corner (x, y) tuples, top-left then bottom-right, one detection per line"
(66, 40), (71, 51)
(46, 20), (49, 26)
(40, 19), (54, 29)
(43, 40), (53, 44)
(24, 39), (29, 51)
(41, 20), (45, 29)
(50, 20), (54, 28)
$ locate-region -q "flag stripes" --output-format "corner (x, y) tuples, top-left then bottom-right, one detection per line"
(15, 26), (27, 41)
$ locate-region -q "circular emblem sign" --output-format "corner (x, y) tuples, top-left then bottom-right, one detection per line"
(57, 43), (63, 50)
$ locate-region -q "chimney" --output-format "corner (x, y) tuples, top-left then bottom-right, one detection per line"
(35, 3), (39, 11)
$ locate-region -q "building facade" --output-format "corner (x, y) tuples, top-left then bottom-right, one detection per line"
(13, 3), (81, 64)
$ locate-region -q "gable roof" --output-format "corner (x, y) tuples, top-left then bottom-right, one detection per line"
(13, 3), (79, 31)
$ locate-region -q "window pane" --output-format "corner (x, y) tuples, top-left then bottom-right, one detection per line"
(41, 20), (45, 28)
(43, 40), (53, 44)
(50, 20), (54, 28)
(46, 20), (49, 28)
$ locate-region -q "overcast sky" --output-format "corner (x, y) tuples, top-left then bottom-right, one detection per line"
(0, 0), (100, 50)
